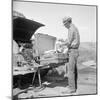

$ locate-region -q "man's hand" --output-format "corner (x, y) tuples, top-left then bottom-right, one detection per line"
(61, 41), (69, 47)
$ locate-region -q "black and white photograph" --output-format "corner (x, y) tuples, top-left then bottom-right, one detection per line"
(12, 0), (97, 99)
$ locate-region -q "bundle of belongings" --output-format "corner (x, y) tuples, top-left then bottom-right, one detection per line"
(40, 39), (69, 66)
(13, 42), (40, 73)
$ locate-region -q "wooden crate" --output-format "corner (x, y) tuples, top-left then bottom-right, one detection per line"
(40, 53), (68, 65)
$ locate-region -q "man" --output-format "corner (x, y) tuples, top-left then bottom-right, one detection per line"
(62, 16), (80, 93)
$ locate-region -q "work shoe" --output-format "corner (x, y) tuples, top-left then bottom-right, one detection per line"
(62, 86), (76, 94)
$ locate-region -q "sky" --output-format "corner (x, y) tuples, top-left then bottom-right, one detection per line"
(13, 1), (97, 42)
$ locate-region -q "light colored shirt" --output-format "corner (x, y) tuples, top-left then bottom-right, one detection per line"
(67, 24), (80, 49)
(32, 44), (39, 57)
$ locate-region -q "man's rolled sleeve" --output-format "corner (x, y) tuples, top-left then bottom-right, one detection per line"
(67, 30), (74, 48)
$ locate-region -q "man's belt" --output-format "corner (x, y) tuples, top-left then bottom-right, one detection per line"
(69, 47), (79, 49)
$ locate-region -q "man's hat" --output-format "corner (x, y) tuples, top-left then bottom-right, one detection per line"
(63, 16), (72, 24)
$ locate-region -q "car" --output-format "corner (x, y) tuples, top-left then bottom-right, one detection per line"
(13, 11), (50, 88)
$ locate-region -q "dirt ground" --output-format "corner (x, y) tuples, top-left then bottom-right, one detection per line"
(13, 64), (97, 99)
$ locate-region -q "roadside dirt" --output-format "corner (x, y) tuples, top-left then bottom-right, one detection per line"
(13, 64), (97, 99)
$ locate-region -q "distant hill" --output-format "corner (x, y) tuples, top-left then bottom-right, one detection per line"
(78, 42), (97, 64)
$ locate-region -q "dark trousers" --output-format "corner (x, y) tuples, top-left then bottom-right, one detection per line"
(67, 49), (79, 90)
